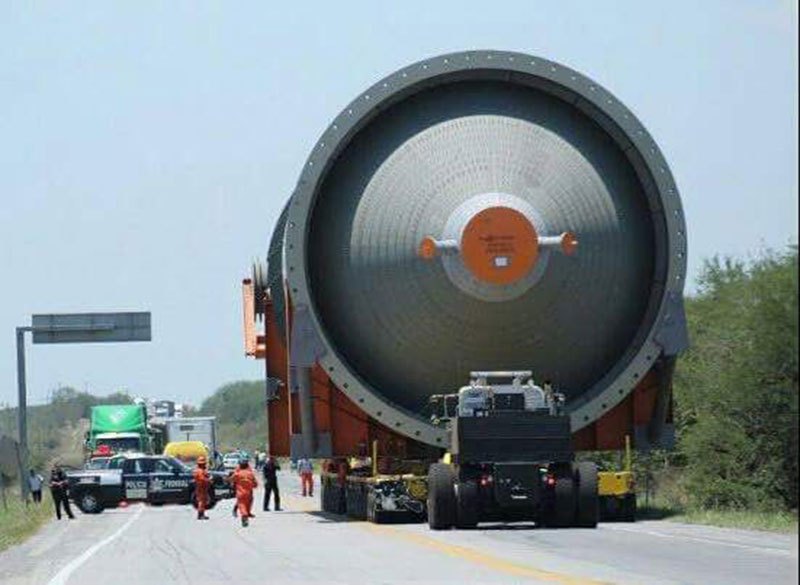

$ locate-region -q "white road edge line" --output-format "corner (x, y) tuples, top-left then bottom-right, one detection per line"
(604, 524), (795, 557)
(46, 506), (145, 585)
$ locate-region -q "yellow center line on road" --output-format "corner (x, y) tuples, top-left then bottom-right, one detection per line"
(285, 488), (609, 584)
(363, 523), (613, 585)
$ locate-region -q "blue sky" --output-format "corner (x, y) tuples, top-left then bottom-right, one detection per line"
(1, 1), (797, 406)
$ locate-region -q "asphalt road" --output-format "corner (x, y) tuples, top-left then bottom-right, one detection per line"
(1, 472), (796, 585)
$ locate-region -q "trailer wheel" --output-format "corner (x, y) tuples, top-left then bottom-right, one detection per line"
(75, 490), (104, 514)
(366, 489), (389, 524)
(322, 477), (338, 513)
(325, 479), (339, 514)
(346, 482), (367, 520)
(546, 474), (576, 528)
(333, 483), (346, 515)
(321, 479), (331, 512)
(366, 490), (375, 522)
(621, 493), (637, 522)
(455, 481), (479, 529)
(358, 485), (368, 519)
(427, 463), (456, 530)
(344, 483), (355, 517)
(574, 461), (599, 528)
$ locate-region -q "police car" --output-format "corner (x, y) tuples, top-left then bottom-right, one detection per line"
(67, 453), (233, 514)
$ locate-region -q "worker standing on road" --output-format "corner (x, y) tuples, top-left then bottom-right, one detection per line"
(28, 469), (44, 503)
(262, 455), (281, 511)
(298, 457), (314, 497)
(193, 455), (211, 520)
(225, 469), (238, 518)
(49, 463), (74, 520)
(231, 458), (258, 526)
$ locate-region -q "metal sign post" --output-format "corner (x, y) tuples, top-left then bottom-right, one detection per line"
(14, 311), (151, 500)
(15, 327), (29, 500)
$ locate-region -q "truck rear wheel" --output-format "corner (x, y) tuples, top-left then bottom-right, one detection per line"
(455, 481), (479, 529)
(427, 463), (456, 530)
(547, 474), (576, 528)
(76, 490), (104, 514)
(574, 461), (599, 528)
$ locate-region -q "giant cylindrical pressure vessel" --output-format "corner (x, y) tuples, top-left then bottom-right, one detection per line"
(271, 51), (687, 448)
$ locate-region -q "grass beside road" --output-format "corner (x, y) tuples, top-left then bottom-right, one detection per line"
(672, 508), (798, 533)
(0, 491), (53, 552)
(639, 500), (798, 533)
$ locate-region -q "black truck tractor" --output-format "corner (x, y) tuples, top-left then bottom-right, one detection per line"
(427, 371), (598, 529)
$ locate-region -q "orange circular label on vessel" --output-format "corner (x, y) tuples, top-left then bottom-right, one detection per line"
(460, 207), (539, 285)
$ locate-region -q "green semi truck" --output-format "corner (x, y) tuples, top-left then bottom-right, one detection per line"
(86, 404), (152, 455)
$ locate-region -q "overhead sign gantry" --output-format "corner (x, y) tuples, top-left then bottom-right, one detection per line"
(14, 311), (151, 499)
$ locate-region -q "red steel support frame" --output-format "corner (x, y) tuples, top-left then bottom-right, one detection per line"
(244, 281), (673, 456)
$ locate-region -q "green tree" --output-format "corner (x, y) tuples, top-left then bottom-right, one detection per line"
(198, 381), (265, 425)
(674, 247), (798, 511)
(198, 381), (267, 452)
(0, 387), (136, 475)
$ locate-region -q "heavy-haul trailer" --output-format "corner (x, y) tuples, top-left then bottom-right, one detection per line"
(319, 447), (429, 524)
(241, 50), (688, 528)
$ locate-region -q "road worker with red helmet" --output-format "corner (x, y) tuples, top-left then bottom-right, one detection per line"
(192, 455), (211, 520)
(231, 458), (258, 526)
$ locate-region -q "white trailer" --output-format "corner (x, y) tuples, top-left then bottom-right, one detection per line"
(163, 417), (218, 459)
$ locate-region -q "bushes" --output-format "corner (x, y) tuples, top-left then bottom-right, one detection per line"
(198, 381), (265, 426)
(198, 381), (267, 453)
(0, 388), (131, 479)
(0, 490), (53, 552)
(673, 247), (798, 512)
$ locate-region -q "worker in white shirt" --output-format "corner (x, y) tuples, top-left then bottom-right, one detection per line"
(297, 458), (314, 497)
(28, 469), (44, 503)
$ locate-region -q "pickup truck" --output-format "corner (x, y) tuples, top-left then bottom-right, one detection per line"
(67, 453), (234, 514)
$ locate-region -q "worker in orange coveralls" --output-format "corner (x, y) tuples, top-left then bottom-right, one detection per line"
(231, 458), (258, 527)
(192, 455), (211, 520)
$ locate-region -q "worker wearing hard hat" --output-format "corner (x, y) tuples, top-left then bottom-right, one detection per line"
(192, 455), (211, 520)
(230, 458), (258, 527)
